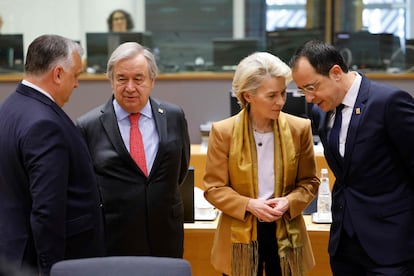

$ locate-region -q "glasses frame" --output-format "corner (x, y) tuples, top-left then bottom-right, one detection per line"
(297, 79), (321, 96)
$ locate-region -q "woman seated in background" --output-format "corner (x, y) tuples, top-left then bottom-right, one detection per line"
(107, 9), (134, 32)
(203, 52), (320, 276)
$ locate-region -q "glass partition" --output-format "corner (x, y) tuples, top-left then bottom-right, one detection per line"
(0, 34), (24, 73)
(333, 0), (411, 72)
(85, 32), (153, 73)
(145, 0), (234, 73)
(0, 0), (412, 74)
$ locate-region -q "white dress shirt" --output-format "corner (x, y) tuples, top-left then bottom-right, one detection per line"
(328, 72), (361, 157)
(254, 130), (275, 200)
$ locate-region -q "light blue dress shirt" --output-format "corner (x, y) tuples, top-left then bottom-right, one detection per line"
(113, 98), (159, 174)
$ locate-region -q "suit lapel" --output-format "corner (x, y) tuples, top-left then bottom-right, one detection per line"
(150, 98), (166, 173)
(318, 111), (329, 146)
(314, 104), (344, 177)
(343, 74), (369, 172)
(323, 111), (345, 176)
(99, 97), (132, 161)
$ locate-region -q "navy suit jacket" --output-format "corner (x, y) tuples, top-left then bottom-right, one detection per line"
(76, 96), (190, 258)
(313, 73), (414, 265)
(0, 83), (104, 275)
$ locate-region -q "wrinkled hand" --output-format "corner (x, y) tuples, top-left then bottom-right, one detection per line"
(246, 197), (289, 222)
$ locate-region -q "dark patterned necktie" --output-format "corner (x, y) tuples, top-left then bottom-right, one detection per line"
(329, 104), (345, 160)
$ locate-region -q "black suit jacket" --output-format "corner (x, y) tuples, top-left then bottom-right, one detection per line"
(0, 83), (104, 275)
(76, 96), (190, 258)
(313, 73), (414, 265)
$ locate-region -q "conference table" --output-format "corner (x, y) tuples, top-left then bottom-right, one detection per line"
(184, 145), (333, 276)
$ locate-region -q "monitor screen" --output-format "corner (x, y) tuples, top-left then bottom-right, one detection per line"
(229, 91), (241, 116)
(86, 32), (153, 73)
(213, 38), (259, 71)
(283, 91), (308, 118)
(334, 31), (401, 70)
(266, 28), (324, 64)
(231, 91), (311, 118)
(338, 31), (382, 69)
(231, 90), (318, 136)
(231, 91), (309, 117)
(0, 34), (24, 73)
(283, 91), (319, 135)
(180, 167), (195, 223)
(406, 39), (414, 71)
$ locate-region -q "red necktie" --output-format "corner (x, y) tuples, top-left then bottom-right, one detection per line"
(129, 113), (148, 176)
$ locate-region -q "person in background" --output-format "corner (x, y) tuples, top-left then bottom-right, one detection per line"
(107, 9), (134, 32)
(290, 39), (414, 275)
(0, 15), (3, 33)
(76, 42), (190, 258)
(0, 34), (104, 276)
(203, 52), (320, 276)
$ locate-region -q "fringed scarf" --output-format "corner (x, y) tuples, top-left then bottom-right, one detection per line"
(229, 108), (305, 276)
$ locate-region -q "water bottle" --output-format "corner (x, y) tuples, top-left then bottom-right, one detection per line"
(316, 168), (332, 221)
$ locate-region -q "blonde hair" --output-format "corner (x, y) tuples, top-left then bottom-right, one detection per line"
(232, 52), (292, 108)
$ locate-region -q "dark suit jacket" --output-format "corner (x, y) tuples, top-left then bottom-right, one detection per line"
(312, 73), (414, 265)
(76, 96), (190, 258)
(0, 83), (104, 275)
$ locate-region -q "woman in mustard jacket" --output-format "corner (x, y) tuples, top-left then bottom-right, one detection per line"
(203, 52), (319, 276)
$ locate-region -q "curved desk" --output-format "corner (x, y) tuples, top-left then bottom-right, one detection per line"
(184, 215), (331, 276)
(187, 144), (332, 276)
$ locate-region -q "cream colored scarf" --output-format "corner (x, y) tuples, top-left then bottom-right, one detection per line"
(229, 108), (304, 276)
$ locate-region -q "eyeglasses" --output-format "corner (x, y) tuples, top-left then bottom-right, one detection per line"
(297, 80), (321, 96)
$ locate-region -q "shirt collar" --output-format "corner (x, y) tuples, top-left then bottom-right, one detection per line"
(342, 71), (361, 109)
(113, 98), (153, 121)
(21, 80), (55, 102)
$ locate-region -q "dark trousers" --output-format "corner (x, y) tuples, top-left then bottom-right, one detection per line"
(330, 231), (414, 276)
(257, 220), (282, 276)
(223, 220), (282, 276)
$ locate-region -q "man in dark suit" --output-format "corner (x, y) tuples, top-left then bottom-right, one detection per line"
(290, 40), (414, 275)
(0, 35), (104, 276)
(76, 42), (190, 258)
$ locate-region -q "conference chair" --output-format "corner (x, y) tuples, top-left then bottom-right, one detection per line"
(50, 256), (192, 276)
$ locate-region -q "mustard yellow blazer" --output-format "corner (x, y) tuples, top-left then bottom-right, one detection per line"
(203, 112), (319, 275)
